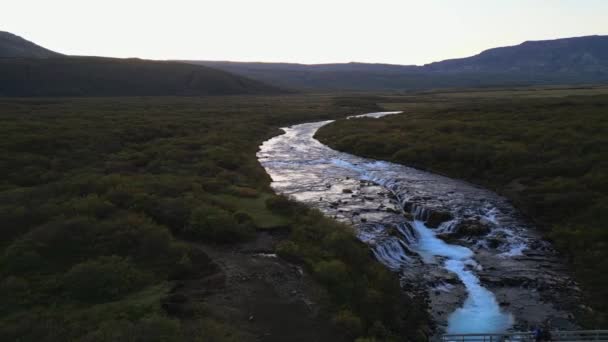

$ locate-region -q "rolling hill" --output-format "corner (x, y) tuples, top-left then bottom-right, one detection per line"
(0, 31), (284, 96)
(0, 31), (61, 58)
(0, 57), (285, 96)
(188, 61), (422, 91)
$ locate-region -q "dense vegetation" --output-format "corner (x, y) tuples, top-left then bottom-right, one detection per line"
(316, 89), (608, 326)
(0, 57), (284, 96)
(0, 95), (427, 341)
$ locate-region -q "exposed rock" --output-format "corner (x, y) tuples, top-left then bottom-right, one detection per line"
(451, 219), (491, 238)
(386, 226), (401, 237)
(435, 233), (459, 244)
(403, 202), (413, 211)
(487, 237), (506, 249)
(425, 210), (453, 228)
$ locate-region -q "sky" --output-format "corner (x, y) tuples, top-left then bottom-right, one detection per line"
(2, 0), (607, 65)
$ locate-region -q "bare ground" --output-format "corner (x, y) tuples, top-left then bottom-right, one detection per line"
(165, 231), (344, 342)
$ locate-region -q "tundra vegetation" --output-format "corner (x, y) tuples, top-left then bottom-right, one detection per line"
(0, 95), (428, 341)
(315, 87), (608, 326)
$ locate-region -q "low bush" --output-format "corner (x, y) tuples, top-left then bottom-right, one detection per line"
(186, 205), (255, 243)
(63, 256), (151, 303)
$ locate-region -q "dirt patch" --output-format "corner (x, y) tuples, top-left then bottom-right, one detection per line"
(168, 232), (343, 342)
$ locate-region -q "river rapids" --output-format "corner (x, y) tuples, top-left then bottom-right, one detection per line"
(257, 112), (580, 334)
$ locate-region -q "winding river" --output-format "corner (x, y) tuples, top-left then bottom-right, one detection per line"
(257, 112), (579, 334)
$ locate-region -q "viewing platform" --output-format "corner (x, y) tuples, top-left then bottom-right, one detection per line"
(441, 330), (608, 341)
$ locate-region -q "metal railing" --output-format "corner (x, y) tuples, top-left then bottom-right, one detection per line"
(441, 330), (608, 342)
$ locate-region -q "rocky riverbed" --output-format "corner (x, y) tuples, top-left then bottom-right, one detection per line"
(257, 112), (581, 334)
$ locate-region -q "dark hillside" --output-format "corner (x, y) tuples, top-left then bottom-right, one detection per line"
(0, 31), (61, 58)
(0, 57), (285, 96)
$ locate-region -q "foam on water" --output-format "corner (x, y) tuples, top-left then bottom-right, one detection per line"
(411, 220), (514, 333)
(445, 258), (514, 333)
(411, 220), (473, 262)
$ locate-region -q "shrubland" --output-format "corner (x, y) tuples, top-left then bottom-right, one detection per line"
(0, 95), (427, 341)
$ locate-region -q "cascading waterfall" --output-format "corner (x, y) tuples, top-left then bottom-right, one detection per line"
(410, 219), (514, 333)
(257, 112), (577, 334)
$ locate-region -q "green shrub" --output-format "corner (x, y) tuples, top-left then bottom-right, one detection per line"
(314, 259), (349, 288)
(186, 205), (254, 243)
(332, 309), (363, 338)
(68, 194), (115, 218)
(275, 240), (301, 262)
(1, 239), (46, 275)
(81, 315), (182, 342)
(265, 195), (294, 215)
(63, 256), (151, 303)
(230, 186), (259, 198)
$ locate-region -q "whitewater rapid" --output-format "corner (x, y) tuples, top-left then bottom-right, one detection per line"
(257, 112), (577, 334)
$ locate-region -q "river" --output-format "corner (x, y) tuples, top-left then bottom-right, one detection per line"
(257, 112), (579, 334)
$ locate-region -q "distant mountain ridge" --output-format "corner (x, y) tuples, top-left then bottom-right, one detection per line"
(0, 31), (61, 58)
(2, 31), (608, 94)
(425, 35), (608, 73)
(188, 61), (422, 91)
(192, 35), (608, 90)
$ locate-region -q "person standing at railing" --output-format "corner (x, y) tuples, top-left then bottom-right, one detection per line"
(541, 321), (553, 342)
(533, 326), (543, 342)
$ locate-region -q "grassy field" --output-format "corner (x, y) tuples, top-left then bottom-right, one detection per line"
(316, 87), (608, 327)
(0, 95), (428, 341)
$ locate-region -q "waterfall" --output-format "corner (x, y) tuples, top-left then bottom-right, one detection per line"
(257, 112), (577, 334)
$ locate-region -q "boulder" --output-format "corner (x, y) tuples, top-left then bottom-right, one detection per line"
(425, 210), (453, 228)
(451, 219), (491, 238)
(487, 237), (506, 249)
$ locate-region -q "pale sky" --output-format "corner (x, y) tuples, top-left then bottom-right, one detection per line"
(2, 0), (607, 65)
